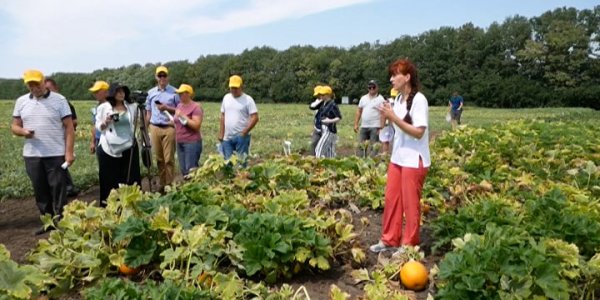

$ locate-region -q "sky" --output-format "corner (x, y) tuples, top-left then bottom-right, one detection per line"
(0, 0), (597, 79)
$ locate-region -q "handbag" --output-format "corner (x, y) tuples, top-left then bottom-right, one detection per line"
(105, 129), (133, 154)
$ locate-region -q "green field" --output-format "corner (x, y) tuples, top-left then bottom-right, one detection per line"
(0, 99), (597, 199)
(2, 99), (600, 299)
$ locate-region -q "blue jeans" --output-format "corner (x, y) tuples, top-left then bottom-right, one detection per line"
(222, 134), (251, 162)
(176, 140), (202, 176)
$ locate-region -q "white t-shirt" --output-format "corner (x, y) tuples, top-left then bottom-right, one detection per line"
(390, 92), (431, 168)
(220, 93), (258, 140)
(358, 94), (385, 128)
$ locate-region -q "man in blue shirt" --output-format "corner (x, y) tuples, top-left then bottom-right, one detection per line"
(145, 66), (180, 190)
(448, 91), (463, 130)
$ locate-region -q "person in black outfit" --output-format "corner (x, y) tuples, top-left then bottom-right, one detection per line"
(44, 78), (80, 197)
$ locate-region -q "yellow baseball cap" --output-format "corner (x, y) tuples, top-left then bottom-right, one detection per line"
(89, 80), (109, 92)
(176, 84), (194, 95)
(321, 85), (333, 95)
(23, 69), (44, 83)
(229, 75), (243, 88)
(390, 88), (399, 97)
(313, 85), (323, 96)
(155, 66), (169, 75)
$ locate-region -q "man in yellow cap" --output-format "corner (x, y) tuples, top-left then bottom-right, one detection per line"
(145, 65), (180, 190)
(11, 69), (75, 235)
(89, 81), (109, 154)
(218, 75), (259, 165)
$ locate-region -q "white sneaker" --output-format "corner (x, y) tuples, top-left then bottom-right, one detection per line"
(369, 240), (396, 253)
(391, 246), (408, 258)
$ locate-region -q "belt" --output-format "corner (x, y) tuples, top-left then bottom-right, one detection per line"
(151, 123), (173, 128)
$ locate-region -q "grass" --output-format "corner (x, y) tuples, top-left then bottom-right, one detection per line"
(0, 98), (597, 199)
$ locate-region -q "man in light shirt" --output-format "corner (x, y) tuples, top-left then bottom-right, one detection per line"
(354, 80), (385, 157)
(218, 75), (259, 165)
(145, 66), (179, 190)
(11, 69), (75, 235)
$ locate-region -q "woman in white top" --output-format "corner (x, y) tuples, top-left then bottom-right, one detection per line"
(95, 83), (141, 206)
(370, 59), (430, 253)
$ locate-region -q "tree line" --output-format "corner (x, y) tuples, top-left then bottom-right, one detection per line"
(1, 6), (598, 109)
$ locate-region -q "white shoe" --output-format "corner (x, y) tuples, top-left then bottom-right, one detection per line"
(391, 246), (408, 258)
(369, 240), (396, 253)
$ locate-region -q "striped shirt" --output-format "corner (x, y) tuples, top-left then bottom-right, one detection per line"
(12, 91), (72, 157)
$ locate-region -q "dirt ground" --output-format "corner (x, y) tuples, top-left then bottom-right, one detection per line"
(0, 177), (436, 299)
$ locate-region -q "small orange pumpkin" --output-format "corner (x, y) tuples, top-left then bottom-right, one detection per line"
(400, 260), (428, 291)
(197, 272), (213, 288)
(118, 263), (139, 276)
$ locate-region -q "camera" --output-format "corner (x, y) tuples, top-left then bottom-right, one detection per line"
(110, 113), (120, 122)
(130, 90), (148, 106)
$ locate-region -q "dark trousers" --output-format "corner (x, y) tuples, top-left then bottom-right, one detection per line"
(97, 142), (141, 204)
(24, 156), (67, 217)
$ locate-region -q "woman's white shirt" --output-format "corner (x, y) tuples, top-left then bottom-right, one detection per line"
(95, 102), (138, 157)
(390, 92), (431, 168)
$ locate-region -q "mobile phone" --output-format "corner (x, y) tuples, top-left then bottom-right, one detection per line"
(28, 130), (35, 134)
(154, 100), (161, 105)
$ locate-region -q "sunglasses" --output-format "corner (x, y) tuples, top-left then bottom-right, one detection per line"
(368, 86), (377, 90)
(157, 73), (168, 78)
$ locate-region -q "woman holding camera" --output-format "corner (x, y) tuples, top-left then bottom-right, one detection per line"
(95, 83), (141, 206)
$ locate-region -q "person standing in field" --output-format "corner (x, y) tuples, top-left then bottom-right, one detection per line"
(379, 88), (398, 155)
(448, 91), (463, 130)
(370, 59), (430, 254)
(315, 85), (342, 158)
(11, 69), (75, 235)
(173, 84), (203, 177)
(309, 85), (324, 156)
(43, 78), (80, 197)
(145, 66), (179, 191)
(96, 83), (141, 206)
(218, 75), (259, 165)
(354, 80), (386, 157)
(88, 81), (109, 155)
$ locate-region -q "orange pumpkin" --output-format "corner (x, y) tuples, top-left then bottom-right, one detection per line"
(400, 260), (428, 291)
(118, 263), (139, 276)
(197, 272), (213, 288)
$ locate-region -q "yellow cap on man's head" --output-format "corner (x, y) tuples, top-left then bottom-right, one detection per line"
(313, 85), (323, 96)
(320, 85), (333, 95)
(89, 81), (109, 92)
(155, 66), (169, 75)
(176, 84), (194, 95)
(23, 69), (44, 84)
(229, 75), (243, 88)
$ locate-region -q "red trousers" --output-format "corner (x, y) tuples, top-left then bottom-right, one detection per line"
(381, 161), (429, 247)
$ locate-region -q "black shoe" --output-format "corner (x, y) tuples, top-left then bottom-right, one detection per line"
(67, 186), (80, 197)
(34, 226), (55, 236)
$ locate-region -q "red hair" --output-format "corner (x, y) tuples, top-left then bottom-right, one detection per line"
(388, 59), (420, 124)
